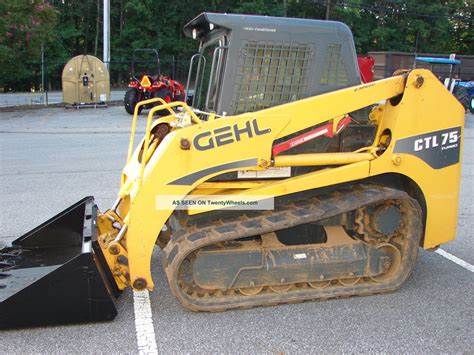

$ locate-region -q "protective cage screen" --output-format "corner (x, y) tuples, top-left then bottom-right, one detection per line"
(320, 44), (349, 86)
(231, 41), (312, 114)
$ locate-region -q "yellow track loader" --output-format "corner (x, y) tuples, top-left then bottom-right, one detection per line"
(0, 14), (464, 328)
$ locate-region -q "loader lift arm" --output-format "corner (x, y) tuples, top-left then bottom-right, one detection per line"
(103, 69), (462, 295)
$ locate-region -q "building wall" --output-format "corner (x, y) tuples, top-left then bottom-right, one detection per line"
(368, 51), (474, 81)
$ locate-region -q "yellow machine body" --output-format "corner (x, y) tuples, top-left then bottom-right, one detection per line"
(96, 69), (463, 292)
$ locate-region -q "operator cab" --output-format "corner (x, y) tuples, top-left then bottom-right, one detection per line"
(184, 12), (361, 116)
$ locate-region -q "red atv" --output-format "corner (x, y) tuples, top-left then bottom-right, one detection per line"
(124, 49), (186, 115)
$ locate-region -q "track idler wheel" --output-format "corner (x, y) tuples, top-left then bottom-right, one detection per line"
(269, 284), (294, 293)
(338, 277), (361, 286)
(308, 280), (331, 289)
(370, 243), (402, 283)
(239, 286), (264, 296)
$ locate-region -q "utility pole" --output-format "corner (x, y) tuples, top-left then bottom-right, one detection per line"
(325, 0), (331, 20)
(41, 43), (44, 93)
(41, 43), (48, 105)
(103, 0), (110, 70)
(413, 31), (420, 69)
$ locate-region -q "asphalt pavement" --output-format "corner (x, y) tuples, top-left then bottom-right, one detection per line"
(0, 106), (472, 353)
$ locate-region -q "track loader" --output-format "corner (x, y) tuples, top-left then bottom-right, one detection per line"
(0, 14), (464, 329)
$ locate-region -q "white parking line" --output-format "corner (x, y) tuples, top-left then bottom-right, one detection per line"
(133, 290), (158, 354)
(129, 248), (470, 355)
(435, 248), (474, 272)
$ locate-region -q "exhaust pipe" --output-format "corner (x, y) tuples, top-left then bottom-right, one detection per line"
(0, 197), (119, 329)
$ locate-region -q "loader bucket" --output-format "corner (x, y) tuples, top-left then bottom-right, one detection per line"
(0, 197), (119, 329)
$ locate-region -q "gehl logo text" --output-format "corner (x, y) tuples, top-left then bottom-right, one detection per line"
(193, 119), (271, 151)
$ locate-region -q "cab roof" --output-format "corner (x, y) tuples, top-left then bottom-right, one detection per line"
(183, 12), (352, 40)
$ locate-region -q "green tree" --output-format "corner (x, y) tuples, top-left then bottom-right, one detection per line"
(0, 0), (57, 90)
(2, 0), (473, 91)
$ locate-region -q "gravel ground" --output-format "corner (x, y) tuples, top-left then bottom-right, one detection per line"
(0, 107), (472, 353)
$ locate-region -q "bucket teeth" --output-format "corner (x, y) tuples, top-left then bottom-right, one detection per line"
(0, 272), (9, 289)
(1, 253), (21, 258)
(0, 196), (119, 329)
(0, 252), (13, 289)
(0, 262), (14, 270)
(0, 248), (24, 270)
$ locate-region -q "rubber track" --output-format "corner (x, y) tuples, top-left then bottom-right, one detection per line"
(162, 184), (422, 311)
